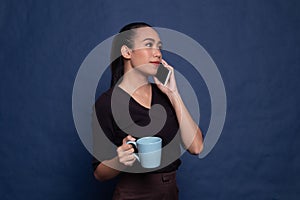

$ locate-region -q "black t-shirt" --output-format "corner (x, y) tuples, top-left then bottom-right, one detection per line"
(92, 84), (182, 173)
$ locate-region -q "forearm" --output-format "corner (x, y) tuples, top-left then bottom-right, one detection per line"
(94, 157), (124, 181)
(167, 91), (203, 154)
(94, 135), (137, 181)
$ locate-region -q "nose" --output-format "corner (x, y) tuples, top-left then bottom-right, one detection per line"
(153, 48), (162, 59)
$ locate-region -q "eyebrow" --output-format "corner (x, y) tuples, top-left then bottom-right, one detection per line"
(142, 38), (163, 45)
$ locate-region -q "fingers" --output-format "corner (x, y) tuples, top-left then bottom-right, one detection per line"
(153, 76), (163, 86)
(117, 150), (136, 166)
(162, 59), (168, 66)
(117, 135), (137, 166)
(122, 135), (136, 145)
(161, 59), (177, 93)
(162, 59), (174, 70)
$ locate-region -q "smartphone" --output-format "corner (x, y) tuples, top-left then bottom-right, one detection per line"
(155, 64), (171, 86)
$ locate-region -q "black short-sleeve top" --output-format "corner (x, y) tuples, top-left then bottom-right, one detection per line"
(92, 84), (181, 173)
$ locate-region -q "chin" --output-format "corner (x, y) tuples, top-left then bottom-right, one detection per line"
(138, 65), (158, 76)
(148, 69), (158, 76)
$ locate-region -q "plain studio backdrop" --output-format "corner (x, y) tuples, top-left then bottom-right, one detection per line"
(0, 0), (299, 199)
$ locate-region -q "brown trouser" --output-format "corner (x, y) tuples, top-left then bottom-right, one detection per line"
(112, 171), (178, 200)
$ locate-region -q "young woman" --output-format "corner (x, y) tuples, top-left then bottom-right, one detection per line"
(92, 22), (203, 200)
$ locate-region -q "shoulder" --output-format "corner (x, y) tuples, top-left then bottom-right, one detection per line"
(95, 86), (129, 115)
(95, 88), (113, 108)
(94, 88), (115, 119)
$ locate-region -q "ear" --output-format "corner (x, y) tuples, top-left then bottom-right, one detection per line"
(121, 45), (131, 59)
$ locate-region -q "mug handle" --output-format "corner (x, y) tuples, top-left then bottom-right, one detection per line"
(126, 141), (140, 162)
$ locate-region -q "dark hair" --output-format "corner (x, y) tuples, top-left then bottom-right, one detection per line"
(110, 22), (152, 88)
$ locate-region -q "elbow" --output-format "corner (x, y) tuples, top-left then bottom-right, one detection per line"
(94, 165), (112, 182)
(189, 143), (203, 155)
(93, 162), (120, 181)
(93, 163), (111, 182)
(94, 171), (107, 182)
(93, 164), (104, 181)
(94, 171), (102, 181)
(189, 130), (204, 155)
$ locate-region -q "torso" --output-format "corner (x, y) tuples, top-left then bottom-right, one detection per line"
(94, 83), (182, 172)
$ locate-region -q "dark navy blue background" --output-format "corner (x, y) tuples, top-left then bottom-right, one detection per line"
(1, 0), (299, 199)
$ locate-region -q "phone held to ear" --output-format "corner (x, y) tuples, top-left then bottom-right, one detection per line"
(155, 64), (171, 86)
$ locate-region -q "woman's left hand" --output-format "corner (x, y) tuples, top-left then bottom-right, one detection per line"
(154, 59), (178, 96)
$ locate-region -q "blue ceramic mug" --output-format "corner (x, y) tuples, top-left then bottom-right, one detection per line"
(127, 137), (162, 168)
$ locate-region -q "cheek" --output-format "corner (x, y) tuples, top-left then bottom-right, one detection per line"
(136, 49), (152, 57)
(131, 49), (152, 65)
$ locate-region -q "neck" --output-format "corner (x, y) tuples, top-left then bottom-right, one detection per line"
(119, 64), (150, 95)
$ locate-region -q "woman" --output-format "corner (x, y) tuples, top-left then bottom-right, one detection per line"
(93, 22), (203, 200)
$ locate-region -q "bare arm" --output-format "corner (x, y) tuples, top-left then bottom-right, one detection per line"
(167, 91), (203, 154)
(94, 135), (137, 181)
(154, 60), (203, 155)
(94, 157), (122, 181)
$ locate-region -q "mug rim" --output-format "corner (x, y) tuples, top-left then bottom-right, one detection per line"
(137, 136), (162, 145)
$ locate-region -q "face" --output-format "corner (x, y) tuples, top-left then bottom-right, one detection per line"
(128, 27), (163, 76)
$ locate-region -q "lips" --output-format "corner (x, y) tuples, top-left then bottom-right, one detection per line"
(150, 61), (161, 66)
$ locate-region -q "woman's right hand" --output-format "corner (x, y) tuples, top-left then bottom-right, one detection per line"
(116, 135), (137, 166)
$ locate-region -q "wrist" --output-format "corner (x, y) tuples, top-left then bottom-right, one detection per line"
(166, 90), (181, 105)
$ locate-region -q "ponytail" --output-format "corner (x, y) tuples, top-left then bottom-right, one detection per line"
(109, 22), (151, 88)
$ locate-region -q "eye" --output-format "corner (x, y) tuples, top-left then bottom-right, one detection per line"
(145, 42), (153, 48)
